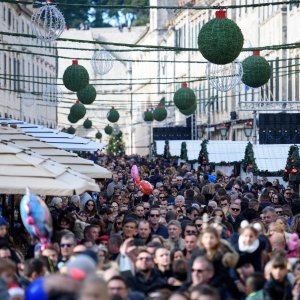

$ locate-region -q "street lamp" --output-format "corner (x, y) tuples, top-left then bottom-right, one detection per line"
(220, 123), (227, 139)
(244, 122), (253, 140)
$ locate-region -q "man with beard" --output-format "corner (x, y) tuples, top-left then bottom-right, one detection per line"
(124, 249), (166, 296)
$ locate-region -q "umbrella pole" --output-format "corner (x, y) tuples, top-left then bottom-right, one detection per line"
(8, 195), (14, 236)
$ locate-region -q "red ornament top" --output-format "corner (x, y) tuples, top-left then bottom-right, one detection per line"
(216, 10), (226, 19)
(111, 106), (115, 110)
(76, 100), (80, 104)
(72, 60), (78, 65)
(181, 83), (188, 88)
(253, 50), (260, 56)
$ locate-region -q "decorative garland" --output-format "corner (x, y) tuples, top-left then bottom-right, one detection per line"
(3, 31), (300, 53)
(2, 0), (298, 10)
(180, 142), (188, 161)
(283, 145), (300, 182)
(198, 140), (209, 165)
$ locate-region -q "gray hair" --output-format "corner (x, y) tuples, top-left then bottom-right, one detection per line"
(193, 256), (214, 272)
(262, 206), (276, 215)
(71, 195), (80, 204)
(175, 195), (185, 203)
(167, 220), (181, 229)
(51, 197), (62, 206)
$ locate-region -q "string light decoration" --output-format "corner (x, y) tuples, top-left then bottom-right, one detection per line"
(91, 49), (114, 75)
(31, 2), (65, 42)
(22, 92), (35, 107)
(42, 84), (63, 105)
(111, 124), (121, 136)
(206, 61), (243, 92)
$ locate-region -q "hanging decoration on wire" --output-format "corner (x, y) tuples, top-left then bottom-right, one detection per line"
(206, 61), (243, 92)
(91, 49), (114, 75)
(111, 124), (121, 136)
(31, 1), (65, 42)
(22, 92), (35, 108)
(198, 10), (244, 65)
(42, 84), (63, 106)
(241, 51), (272, 88)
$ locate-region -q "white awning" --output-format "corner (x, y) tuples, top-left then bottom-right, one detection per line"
(0, 118), (105, 152)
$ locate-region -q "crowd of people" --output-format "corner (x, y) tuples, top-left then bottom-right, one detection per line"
(1, 154), (300, 300)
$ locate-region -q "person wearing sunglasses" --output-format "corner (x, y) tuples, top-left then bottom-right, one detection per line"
(59, 233), (76, 264)
(227, 203), (243, 232)
(190, 256), (215, 288)
(149, 208), (169, 239)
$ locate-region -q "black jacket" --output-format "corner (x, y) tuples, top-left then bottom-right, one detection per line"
(263, 276), (293, 300)
(124, 269), (167, 295)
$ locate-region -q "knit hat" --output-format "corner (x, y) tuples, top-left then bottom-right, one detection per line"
(0, 216), (7, 226)
(8, 283), (24, 298)
(66, 254), (96, 280)
(288, 233), (299, 251)
(80, 192), (93, 209)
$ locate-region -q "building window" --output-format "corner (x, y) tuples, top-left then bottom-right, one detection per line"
(8, 8), (11, 27)
(3, 6), (6, 21)
(295, 55), (299, 100)
(3, 54), (6, 87)
(275, 57), (279, 100)
(270, 61), (274, 101)
(288, 58), (293, 100)
(22, 20), (24, 33)
(13, 58), (17, 91)
(8, 57), (11, 90)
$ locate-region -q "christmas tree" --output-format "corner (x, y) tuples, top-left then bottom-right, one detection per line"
(164, 140), (171, 159)
(284, 145), (300, 183)
(242, 142), (258, 173)
(198, 140), (208, 165)
(180, 142), (188, 161)
(106, 133), (125, 156)
(283, 145), (299, 182)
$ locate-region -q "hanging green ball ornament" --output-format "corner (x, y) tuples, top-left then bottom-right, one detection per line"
(144, 110), (154, 122)
(198, 10), (244, 65)
(95, 131), (102, 139)
(153, 106), (167, 122)
(173, 83), (196, 110)
(107, 107), (120, 123)
(68, 113), (79, 124)
(70, 100), (86, 120)
(180, 102), (197, 116)
(67, 126), (76, 134)
(83, 118), (92, 129)
(242, 51), (272, 88)
(63, 60), (89, 92)
(104, 125), (113, 135)
(77, 84), (96, 105)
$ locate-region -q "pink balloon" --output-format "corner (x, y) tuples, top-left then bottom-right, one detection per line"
(131, 165), (139, 179)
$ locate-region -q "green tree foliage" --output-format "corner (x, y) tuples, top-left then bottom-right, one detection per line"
(283, 145), (299, 182)
(180, 142), (188, 161)
(242, 142), (258, 173)
(198, 140), (208, 165)
(106, 133), (125, 156)
(163, 140), (171, 159)
(284, 145), (300, 183)
(59, 0), (149, 28)
(59, 0), (92, 28)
